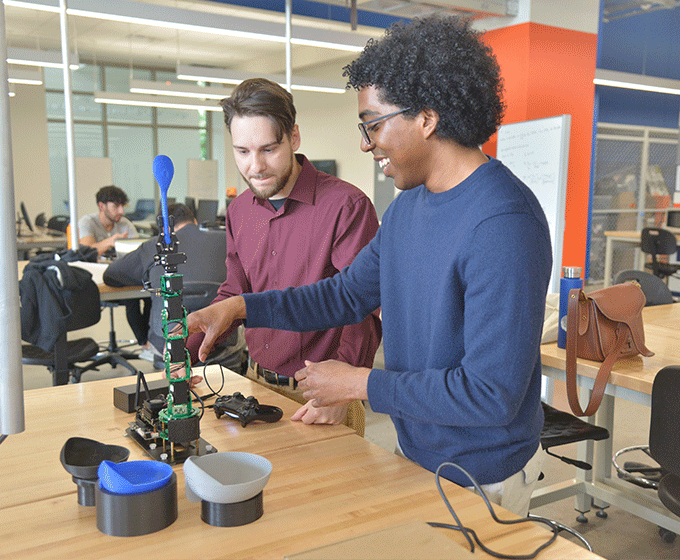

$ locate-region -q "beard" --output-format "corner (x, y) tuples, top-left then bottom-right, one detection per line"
(244, 155), (294, 200)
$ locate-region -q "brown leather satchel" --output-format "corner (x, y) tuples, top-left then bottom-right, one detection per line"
(565, 282), (653, 416)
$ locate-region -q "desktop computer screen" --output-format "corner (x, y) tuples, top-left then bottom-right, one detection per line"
(196, 199), (218, 225)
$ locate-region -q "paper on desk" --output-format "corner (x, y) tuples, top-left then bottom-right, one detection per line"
(69, 261), (108, 285)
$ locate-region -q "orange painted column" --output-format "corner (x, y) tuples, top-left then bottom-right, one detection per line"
(482, 22), (597, 277)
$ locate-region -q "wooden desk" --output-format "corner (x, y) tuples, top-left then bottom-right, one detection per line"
(0, 369), (600, 559)
(16, 227), (67, 259)
(536, 303), (680, 535)
(18, 260), (147, 302)
(603, 228), (680, 287)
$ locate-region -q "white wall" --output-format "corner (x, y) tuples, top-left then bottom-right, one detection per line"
(9, 83), (51, 223)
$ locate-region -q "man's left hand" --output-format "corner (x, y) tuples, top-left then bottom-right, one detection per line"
(290, 401), (348, 425)
(294, 359), (371, 408)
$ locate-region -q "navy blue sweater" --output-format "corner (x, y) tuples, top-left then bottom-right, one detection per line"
(244, 157), (552, 486)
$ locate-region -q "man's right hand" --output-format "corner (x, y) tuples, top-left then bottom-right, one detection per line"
(186, 296), (247, 362)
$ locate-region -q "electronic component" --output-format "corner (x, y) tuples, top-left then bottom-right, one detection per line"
(125, 155), (216, 463)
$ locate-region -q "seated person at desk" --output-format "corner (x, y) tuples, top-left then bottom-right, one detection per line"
(79, 185), (148, 346)
(78, 185), (138, 257)
(103, 203), (246, 371)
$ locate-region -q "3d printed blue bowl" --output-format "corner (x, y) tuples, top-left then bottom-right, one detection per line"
(183, 452), (272, 504)
(98, 460), (173, 495)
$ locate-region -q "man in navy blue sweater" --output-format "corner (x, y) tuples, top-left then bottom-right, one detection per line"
(186, 15), (552, 516)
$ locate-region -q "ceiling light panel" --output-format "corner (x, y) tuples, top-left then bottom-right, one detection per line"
(176, 65), (347, 94)
(94, 91), (222, 111)
(594, 69), (680, 96)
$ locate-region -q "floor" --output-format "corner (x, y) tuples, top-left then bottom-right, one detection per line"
(20, 306), (678, 559)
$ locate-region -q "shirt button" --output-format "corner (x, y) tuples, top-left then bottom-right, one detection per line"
(271, 250), (276, 256)
(265, 344), (269, 349)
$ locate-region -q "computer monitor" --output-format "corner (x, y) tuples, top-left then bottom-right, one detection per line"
(19, 201), (34, 233)
(196, 199), (218, 226)
(668, 209), (680, 228)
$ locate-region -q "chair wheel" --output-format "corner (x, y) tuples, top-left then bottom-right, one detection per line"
(596, 509), (608, 519)
(658, 527), (676, 543)
(576, 513), (588, 524)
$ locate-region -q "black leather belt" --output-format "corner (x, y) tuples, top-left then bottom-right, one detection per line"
(251, 360), (297, 388)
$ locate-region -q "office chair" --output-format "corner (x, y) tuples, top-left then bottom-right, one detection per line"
(539, 402), (610, 523)
(614, 270), (674, 306)
(35, 212), (46, 228)
(641, 227), (680, 280)
(613, 366), (680, 543)
(47, 215), (70, 233)
(21, 257), (143, 385)
(20, 263), (102, 386)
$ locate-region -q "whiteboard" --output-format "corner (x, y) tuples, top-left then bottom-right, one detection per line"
(496, 115), (571, 294)
(75, 157), (113, 223)
(187, 159), (218, 200)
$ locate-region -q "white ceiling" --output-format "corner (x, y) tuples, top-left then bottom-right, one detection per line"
(3, 1), (366, 79)
(2, 0), (517, 82)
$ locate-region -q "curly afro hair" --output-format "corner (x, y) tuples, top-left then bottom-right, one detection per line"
(343, 15), (505, 148)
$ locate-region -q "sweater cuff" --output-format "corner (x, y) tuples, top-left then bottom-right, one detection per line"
(241, 292), (269, 328)
(366, 368), (394, 416)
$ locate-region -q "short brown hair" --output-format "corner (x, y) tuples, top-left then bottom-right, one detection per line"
(96, 185), (128, 205)
(220, 78), (296, 143)
(163, 203), (194, 226)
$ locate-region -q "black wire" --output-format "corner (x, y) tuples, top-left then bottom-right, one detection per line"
(190, 388), (205, 420)
(199, 360), (226, 401)
(428, 462), (560, 560)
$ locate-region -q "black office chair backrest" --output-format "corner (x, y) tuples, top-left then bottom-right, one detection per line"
(35, 212), (46, 227)
(64, 276), (102, 331)
(47, 215), (70, 233)
(183, 281), (220, 313)
(641, 227), (677, 257)
(650, 366), (680, 478)
(613, 270), (674, 306)
(20, 259), (101, 351)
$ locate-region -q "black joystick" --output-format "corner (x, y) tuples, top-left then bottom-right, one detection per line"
(213, 392), (283, 427)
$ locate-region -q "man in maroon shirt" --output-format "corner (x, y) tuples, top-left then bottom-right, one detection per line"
(186, 78), (381, 433)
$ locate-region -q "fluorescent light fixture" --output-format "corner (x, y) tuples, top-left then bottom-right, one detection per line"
(176, 65), (347, 94)
(7, 67), (43, 85)
(6, 0), (371, 52)
(594, 69), (680, 96)
(129, 79), (232, 100)
(7, 47), (79, 69)
(93, 91), (222, 111)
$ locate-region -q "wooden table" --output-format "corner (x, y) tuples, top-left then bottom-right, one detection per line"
(602, 228), (680, 287)
(16, 227), (67, 259)
(0, 368), (601, 559)
(536, 303), (680, 534)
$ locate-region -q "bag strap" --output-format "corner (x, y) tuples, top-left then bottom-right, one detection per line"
(565, 288), (630, 416)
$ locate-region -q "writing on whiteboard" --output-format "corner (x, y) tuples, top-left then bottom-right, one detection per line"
(497, 115), (571, 294)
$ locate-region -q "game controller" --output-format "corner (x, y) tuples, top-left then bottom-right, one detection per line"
(213, 392), (284, 427)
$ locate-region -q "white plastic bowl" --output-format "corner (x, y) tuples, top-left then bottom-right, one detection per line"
(183, 452), (272, 504)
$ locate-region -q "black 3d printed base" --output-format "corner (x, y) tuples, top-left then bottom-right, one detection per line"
(201, 491), (264, 527)
(125, 426), (217, 464)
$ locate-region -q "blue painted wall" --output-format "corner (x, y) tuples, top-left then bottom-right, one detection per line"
(597, 7), (680, 128)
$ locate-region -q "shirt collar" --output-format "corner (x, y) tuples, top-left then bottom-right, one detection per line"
(249, 153), (316, 208)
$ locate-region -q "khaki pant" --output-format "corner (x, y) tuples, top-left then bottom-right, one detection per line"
(396, 442), (545, 517)
(245, 365), (365, 437)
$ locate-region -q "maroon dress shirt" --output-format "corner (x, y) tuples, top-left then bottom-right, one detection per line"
(186, 154), (381, 376)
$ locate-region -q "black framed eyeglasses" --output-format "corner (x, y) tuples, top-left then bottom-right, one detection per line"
(358, 107), (410, 145)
